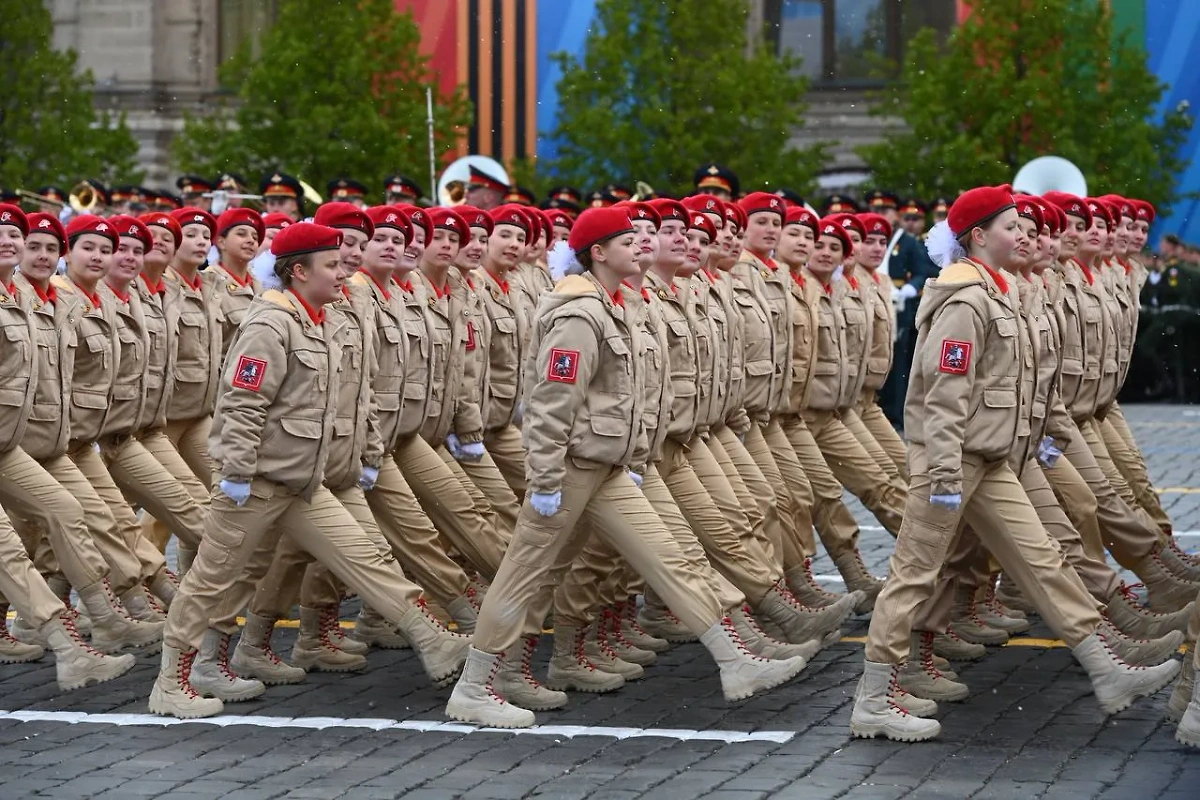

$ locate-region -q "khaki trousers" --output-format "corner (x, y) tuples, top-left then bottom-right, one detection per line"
(484, 424), (528, 497)
(473, 462), (721, 654)
(138, 429), (210, 554)
(802, 408), (906, 536)
(843, 406), (906, 486)
(166, 481), (424, 652)
(710, 426), (780, 558)
(763, 418), (819, 562)
(104, 434), (207, 551)
(444, 447), (520, 544)
(858, 390), (909, 480)
(146, 417), (214, 554)
(365, 454), (472, 607)
(745, 420), (816, 561)
(394, 434), (506, 579)
(1102, 404), (1172, 533)
(0, 505), (66, 628)
(1045, 451), (1107, 561)
(779, 413), (863, 560)
(0, 447), (108, 590)
(866, 445), (1101, 664)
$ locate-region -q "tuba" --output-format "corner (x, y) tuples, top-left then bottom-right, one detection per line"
(1012, 156), (1088, 197)
(436, 155), (510, 206)
(68, 180), (110, 214)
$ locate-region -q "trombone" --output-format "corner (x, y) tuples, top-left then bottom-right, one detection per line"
(202, 190), (263, 216)
(16, 190), (66, 213)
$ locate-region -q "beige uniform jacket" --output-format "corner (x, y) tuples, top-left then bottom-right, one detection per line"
(646, 271), (699, 443)
(323, 285), (384, 491)
(803, 269), (848, 412)
(209, 290), (343, 501)
(860, 269), (896, 394)
(1101, 260), (1137, 387)
(1020, 274), (1074, 453)
(417, 272), (481, 446)
(838, 272), (873, 409)
(349, 271), (408, 450)
(15, 275), (79, 460)
(513, 261), (553, 330)
(0, 282), (38, 454)
(733, 251), (793, 417)
(785, 268), (821, 414)
(165, 267), (223, 422)
(54, 277), (118, 446)
(451, 270), (490, 439)
(524, 272), (647, 494)
(476, 268), (527, 432)
(1056, 260), (1104, 421)
(685, 274), (720, 436)
(394, 277), (435, 441)
(905, 259), (1030, 497)
(99, 282), (149, 438)
(212, 265), (261, 363)
(622, 283), (671, 466)
(133, 275), (178, 432)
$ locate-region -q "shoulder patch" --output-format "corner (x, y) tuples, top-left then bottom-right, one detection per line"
(939, 340), (972, 375)
(232, 355), (267, 391)
(547, 348), (580, 383)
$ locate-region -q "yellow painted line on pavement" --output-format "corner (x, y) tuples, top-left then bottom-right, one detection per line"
(840, 635), (1068, 649)
(1155, 487), (1200, 494)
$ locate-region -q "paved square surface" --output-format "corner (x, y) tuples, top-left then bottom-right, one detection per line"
(1, 404), (1198, 799)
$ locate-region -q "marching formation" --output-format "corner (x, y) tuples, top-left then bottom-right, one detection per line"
(0, 165), (1198, 748)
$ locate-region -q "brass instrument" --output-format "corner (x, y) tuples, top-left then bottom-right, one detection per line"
(16, 190), (66, 213)
(202, 189), (263, 216)
(437, 156), (510, 207)
(298, 179), (324, 208)
(632, 181), (656, 202)
(68, 180), (111, 215)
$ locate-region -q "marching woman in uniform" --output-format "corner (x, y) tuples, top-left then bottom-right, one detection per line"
(850, 185), (1178, 743)
(445, 206), (806, 730)
(212, 208), (265, 358)
(148, 222), (468, 720)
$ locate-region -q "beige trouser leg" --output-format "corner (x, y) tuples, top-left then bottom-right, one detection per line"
(1045, 451), (1107, 561)
(365, 454), (473, 607)
(866, 446), (1102, 664)
(484, 424), (528, 498)
(139, 429), (210, 554)
(858, 390), (909, 480)
(148, 417), (214, 554)
(445, 447), (520, 545)
(842, 406), (906, 487)
(803, 408), (905, 535)
(248, 532), (313, 619)
(709, 427), (781, 558)
(744, 421), (815, 559)
(780, 414), (864, 559)
(103, 435), (206, 550)
(913, 524), (988, 633)
(394, 434), (506, 579)
(472, 463), (722, 655)
(0, 505), (66, 628)
(663, 437), (778, 604)
(165, 483), (423, 652)
(763, 417), (818, 563)
(553, 529), (623, 629)
(1102, 405), (1172, 533)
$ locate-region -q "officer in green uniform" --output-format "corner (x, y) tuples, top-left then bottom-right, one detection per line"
(1140, 238), (1200, 401)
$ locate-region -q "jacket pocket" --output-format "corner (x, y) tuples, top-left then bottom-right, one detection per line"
(293, 348), (328, 392)
(589, 414), (627, 437)
(333, 416), (354, 437)
(113, 384), (139, 401)
(175, 363), (208, 384)
(0, 387), (26, 407)
(492, 316), (517, 335)
(744, 360), (774, 377)
(279, 416), (323, 439)
(71, 390), (109, 410)
(982, 388), (1016, 408)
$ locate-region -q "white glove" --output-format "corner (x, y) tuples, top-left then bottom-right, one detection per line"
(219, 479), (252, 507)
(358, 465), (379, 490)
(929, 493), (962, 512)
(898, 283), (919, 300)
(628, 470), (643, 489)
(446, 433), (486, 462)
(530, 491), (562, 517)
(1037, 436), (1062, 468)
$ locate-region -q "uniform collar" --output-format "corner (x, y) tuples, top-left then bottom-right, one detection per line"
(31, 280), (56, 306)
(288, 288), (325, 326)
(171, 266), (203, 292)
(219, 263), (254, 288)
(359, 268), (392, 300)
(965, 257), (1009, 294)
(138, 274), (165, 296)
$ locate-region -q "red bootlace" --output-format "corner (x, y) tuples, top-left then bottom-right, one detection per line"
(722, 616), (769, 661)
(180, 650), (201, 698)
(918, 632), (946, 679)
(1117, 583), (1171, 619)
(520, 636), (540, 687)
(574, 628), (599, 671)
(216, 634), (240, 680)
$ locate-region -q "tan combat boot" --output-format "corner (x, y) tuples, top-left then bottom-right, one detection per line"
(148, 644), (224, 719)
(832, 550), (886, 614)
(932, 630), (987, 662)
(1072, 631), (1180, 714)
(546, 624), (625, 693)
(582, 619), (643, 680)
(1159, 541), (1200, 583)
(982, 578), (1026, 620)
(755, 579), (854, 645)
(445, 594), (479, 636)
(291, 606), (367, 672)
(972, 585), (1030, 634)
(189, 629), (266, 701)
(729, 605), (818, 661)
(600, 607), (656, 666)
(699, 617), (806, 702)
(1097, 619), (1184, 667)
(892, 688), (939, 718)
(1106, 584), (1191, 639)
(147, 569), (178, 608)
(445, 646), (536, 728)
(850, 661), (941, 742)
(785, 558), (855, 609)
(315, 604), (369, 656)
(120, 586), (167, 623)
(948, 585), (1009, 646)
(1167, 659), (1195, 724)
(616, 600), (669, 653)
(39, 613), (135, 690)
(47, 574), (91, 637)
(78, 580), (164, 654)
(637, 597), (696, 643)
(1176, 666), (1200, 748)
(490, 635), (568, 711)
(1133, 544), (1200, 613)
(994, 573), (1037, 616)
(351, 606), (410, 649)
(897, 632), (970, 702)
(0, 604), (44, 663)
(394, 601), (470, 687)
(230, 612), (307, 685)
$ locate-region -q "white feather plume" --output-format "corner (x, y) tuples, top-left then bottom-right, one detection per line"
(925, 220), (965, 268)
(547, 240), (585, 282)
(250, 250), (282, 291)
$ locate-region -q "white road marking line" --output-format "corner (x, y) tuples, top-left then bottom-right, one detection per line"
(0, 709), (795, 744)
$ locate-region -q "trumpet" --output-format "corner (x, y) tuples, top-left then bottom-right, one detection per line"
(69, 180), (111, 215)
(202, 190), (263, 216)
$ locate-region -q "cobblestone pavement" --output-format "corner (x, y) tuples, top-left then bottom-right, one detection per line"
(1, 404), (1198, 799)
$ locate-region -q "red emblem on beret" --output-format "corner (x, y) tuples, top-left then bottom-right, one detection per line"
(232, 355), (267, 391)
(939, 340), (972, 375)
(547, 348), (580, 383)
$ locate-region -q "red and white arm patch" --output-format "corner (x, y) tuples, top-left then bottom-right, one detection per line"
(547, 348), (581, 383)
(938, 340), (972, 375)
(232, 355), (268, 391)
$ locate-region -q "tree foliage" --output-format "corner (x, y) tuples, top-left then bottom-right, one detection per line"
(173, 0), (472, 199)
(859, 0), (1192, 211)
(0, 3), (141, 190)
(547, 0), (825, 195)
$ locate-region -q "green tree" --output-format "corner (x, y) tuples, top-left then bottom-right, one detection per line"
(0, 4), (141, 191)
(859, 0), (1192, 211)
(173, 0), (472, 201)
(547, 0), (825, 195)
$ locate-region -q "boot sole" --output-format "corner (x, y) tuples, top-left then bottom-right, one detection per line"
(724, 660), (807, 702)
(194, 684), (267, 702)
(352, 635), (411, 650)
(544, 677), (624, 694)
(1098, 661), (1181, 714)
(0, 651), (45, 664)
(60, 659), (136, 691)
(1175, 726), (1200, 747)
(850, 720), (941, 742)
(300, 661), (368, 673)
(445, 701), (535, 729)
(148, 693), (223, 719)
(950, 632), (1009, 646)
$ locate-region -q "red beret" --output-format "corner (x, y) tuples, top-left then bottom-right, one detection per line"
(107, 214), (153, 251)
(856, 212), (892, 240)
(365, 206), (413, 244)
(738, 192), (786, 220)
(217, 207), (265, 241)
(531, 208), (553, 246)
(828, 212), (866, 240)
(0, 204), (28, 236)
(1015, 198), (1044, 231)
(731, 203), (748, 232)
(489, 204), (529, 234)
(1099, 194), (1134, 221)
(816, 216), (854, 257)
(785, 206), (819, 232)
(687, 210), (717, 242)
(262, 212), (295, 230)
(427, 208), (469, 245)
(622, 201), (662, 230)
(947, 185), (1016, 238)
(1085, 197), (1114, 228)
(1042, 191), (1092, 230)
(546, 209), (573, 230)
(458, 205), (494, 235)
(314, 202), (374, 238)
(394, 204), (433, 244)
(270, 222), (343, 258)
(681, 195), (726, 221)
(65, 214), (118, 247)
(139, 212), (183, 248)
(1048, 204), (1066, 234)
(26, 212), (67, 248)
(171, 207), (217, 238)
(1131, 199), (1155, 224)
(568, 207), (635, 253)
(648, 199), (687, 225)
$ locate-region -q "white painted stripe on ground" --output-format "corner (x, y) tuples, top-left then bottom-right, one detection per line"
(0, 709), (795, 744)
